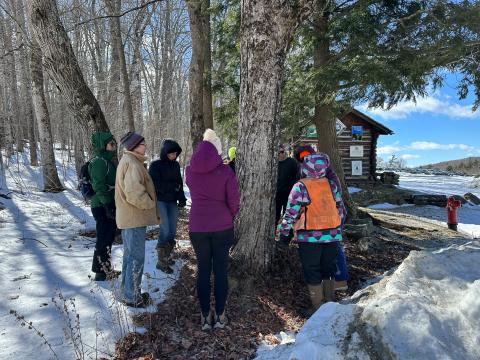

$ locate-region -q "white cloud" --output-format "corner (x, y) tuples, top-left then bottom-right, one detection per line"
(400, 154), (421, 160)
(377, 145), (403, 155)
(410, 141), (475, 151)
(360, 95), (478, 120)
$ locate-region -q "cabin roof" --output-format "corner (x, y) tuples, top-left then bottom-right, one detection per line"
(347, 108), (394, 135)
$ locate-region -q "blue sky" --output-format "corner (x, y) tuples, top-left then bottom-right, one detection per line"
(359, 73), (480, 167)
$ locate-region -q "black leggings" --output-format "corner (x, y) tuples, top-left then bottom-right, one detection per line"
(91, 206), (117, 273)
(297, 242), (338, 284)
(189, 228), (234, 315)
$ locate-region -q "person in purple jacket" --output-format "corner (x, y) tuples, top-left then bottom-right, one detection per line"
(186, 129), (240, 331)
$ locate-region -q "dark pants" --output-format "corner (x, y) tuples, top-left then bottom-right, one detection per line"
(189, 228), (234, 316)
(297, 242), (338, 284)
(91, 206), (117, 273)
(275, 190), (290, 224)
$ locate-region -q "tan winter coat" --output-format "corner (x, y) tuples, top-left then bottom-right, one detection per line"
(115, 151), (160, 229)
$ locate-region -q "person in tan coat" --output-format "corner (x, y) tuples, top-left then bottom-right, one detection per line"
(115, 131), (160, 308)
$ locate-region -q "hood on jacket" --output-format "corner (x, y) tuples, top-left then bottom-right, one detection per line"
(300, 153), (330, 179)
(91, 132), (115, 158)
(160, 139), (182, 161)
(188, 141), (223, 174)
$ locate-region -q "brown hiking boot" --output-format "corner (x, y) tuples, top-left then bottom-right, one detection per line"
(165, 242), (175, 266)
(334, 280), (348, 291)
(156, 246), (173, 274)
(307, 283), (325, 311)
(323, 279), (335, 303)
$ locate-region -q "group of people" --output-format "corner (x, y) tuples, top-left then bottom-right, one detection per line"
(86, 127), (347, 330)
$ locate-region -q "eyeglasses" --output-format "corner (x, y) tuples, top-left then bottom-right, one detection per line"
(279, 150), (285, 154)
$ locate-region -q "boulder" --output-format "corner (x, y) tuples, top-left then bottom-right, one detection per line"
(410, 194), (447, 207)
(464, 192), (480, 205)
(344, 218), (374, 240)
(357, 236), (386, 252)
(380, 171), (400, 185)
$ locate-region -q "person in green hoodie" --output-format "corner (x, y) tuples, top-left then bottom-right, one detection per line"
(89, 132), (118, 281)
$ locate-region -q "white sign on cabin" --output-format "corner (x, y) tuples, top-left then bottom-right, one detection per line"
(335, 119), (347, 135)
(352, 161), (363, 176)
(350, 145), (363, 157)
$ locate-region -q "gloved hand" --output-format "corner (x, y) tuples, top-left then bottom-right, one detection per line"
(104, 202), (116, 220)
(178, 200), (187, 208)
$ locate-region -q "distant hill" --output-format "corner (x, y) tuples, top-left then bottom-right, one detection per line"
(420, 157), (480, 176)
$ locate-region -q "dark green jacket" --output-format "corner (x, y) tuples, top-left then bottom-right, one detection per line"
(89, 132), (117, 208)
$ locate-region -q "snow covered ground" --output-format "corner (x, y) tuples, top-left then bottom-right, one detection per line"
(397, 171), (480, 198)
(257, 173), (480, 360)
(0, 150), (183, 359)
(257, 242), (480, 360)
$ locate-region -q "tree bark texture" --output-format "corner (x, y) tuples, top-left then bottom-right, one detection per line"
(0, 13), (14, 158)
(313, 4), (357, 218)
(2, 13), (23, 152)
(28, 0), (109, 133)
(187, 0), (205, 147)
(233, 0), (313, 272)
(29, 36), (64, 192)
(13, 0), (38, 165)
(201, 0), (213, 130)
(106, 0), (135, 132)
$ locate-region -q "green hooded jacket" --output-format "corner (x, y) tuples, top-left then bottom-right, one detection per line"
(89, 132), (117, 208)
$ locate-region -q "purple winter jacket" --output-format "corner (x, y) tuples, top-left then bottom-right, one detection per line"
(186, 141), (240, 232)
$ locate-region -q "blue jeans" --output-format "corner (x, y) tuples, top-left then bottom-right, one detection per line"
(121, 227), (146, 302)
(156, 201), (179, 247)
(335, 243), (348, 281)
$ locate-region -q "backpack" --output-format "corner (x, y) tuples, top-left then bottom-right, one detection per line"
(78, 157), (108, 201)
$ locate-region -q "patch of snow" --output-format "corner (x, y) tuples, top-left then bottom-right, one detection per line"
(397, 172), (480, 198)
(367, 203), (414, 210)
(257, 242), (480, 360)
(0, 149), (183, 360)
(348, 186), (362, 194)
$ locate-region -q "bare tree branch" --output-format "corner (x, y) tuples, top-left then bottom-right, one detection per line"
(67, 0), (164, 31)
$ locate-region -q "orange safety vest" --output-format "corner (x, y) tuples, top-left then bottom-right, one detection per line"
(293, 178), (341, 231)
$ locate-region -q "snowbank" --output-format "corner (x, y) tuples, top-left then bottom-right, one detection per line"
(367, 203), (414, 210)
(256, 242), (480, 360)
(0, 150), (183, 359)
(397, 172), (480, 198)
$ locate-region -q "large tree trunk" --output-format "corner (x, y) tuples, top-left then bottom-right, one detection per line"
(13, 0), (38, 165)
(28, 0), (109, 133)
(233, 1), (313, 272)
(313, 4), (357, 218)
(201, 0), (213, 130)
(187, 0), (205, 147)
(0, 13), (14, 158)
(29, 36), (64, 192)
(106, 0), (135, 132)
(2, 14), (23, 152)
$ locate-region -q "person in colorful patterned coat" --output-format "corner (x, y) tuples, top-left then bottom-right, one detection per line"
(278, 152), (345, 313)
(293, 145), (349, 291)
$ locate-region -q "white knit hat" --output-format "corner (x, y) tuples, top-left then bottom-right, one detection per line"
(203, 129), (222, 155)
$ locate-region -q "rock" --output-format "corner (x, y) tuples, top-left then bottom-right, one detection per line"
(344, 221), (371, 240)
(410, 194), (447, 207)
(358, 236), (386, 252)
(379, 171), (400, 185)
(464, 192), (480, 205)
